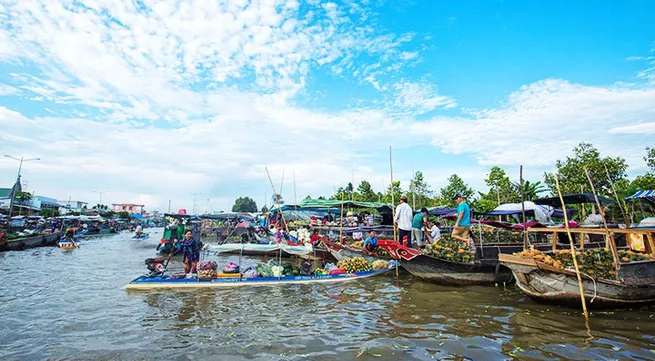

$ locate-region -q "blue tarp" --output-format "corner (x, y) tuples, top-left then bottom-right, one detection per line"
(626, 190), (655, 201)
(130, 213), (144, 219)
(428, 207), (457, 216)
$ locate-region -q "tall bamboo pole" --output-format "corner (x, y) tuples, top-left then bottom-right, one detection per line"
(604, 165), (630, 227)
(339, 191), (345, 244)
(390, 146), (396, 243)
(390, 146), (398, 279)
(584, 168), (620, 275)
(554, 173), (589, 321)
(520, 165), (528, 250)
(293, 169), (298, 220)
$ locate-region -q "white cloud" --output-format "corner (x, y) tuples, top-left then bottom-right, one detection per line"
(609, 122), (655, 134)
(415, 79), (655, 168)
(384, 78), (456, 116)
(0, 83), (18, 95)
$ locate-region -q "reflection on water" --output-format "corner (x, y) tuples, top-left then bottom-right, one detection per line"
(1, 228), (654, 361)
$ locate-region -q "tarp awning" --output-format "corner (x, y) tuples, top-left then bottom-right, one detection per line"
(428, 207), (457, 216)
(625, 190), (655, 201)
(270, 199), (393, 213)
(204, 243), (313, 255)
(534, 193), (614, 207)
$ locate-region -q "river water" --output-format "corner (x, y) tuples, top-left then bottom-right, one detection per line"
(1, 228), (654, 361)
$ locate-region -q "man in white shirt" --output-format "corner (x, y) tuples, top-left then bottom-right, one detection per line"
(426, 220), (441, 243)
(394, 195), (414, 247)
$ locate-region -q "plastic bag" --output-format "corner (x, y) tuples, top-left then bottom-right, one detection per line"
(271, 265), (284, 277)
(629, 233), (646, 252)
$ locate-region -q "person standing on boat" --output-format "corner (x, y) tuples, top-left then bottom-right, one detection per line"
(394, 195), (414, 247)
(426, 220), (441, 243)
(452, 194), (472, 246)
(174, 230), (199, 274)
(412, 208), (429, 248)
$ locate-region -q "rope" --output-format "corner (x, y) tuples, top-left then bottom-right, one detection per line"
(564, 266), (598, 303)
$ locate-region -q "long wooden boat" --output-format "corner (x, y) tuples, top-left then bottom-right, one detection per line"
(1, 232), (61, 252)
(378, 239), (561, 285)
(323, 239), (393, 264)
(500, 227), (655, 308)
(125, 266), (394, 290)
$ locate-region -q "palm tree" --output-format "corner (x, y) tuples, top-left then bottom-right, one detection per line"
(513, 181), (548, 201)
(14, 191), (32, 216)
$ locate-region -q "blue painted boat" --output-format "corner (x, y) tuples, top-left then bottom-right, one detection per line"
(124, 266), (395, 290)
(132, 233), (150, 240)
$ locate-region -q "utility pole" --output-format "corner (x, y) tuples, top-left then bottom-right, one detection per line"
(5, 155), (40, 217)
(92, 190), (109, 206)
(168, 199), (171, 213)
(189, 192), (201, 215)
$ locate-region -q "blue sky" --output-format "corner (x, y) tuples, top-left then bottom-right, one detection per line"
(0, 0), (654, 213)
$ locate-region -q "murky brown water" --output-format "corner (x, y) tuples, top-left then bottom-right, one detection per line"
(1, 228), (654, 361)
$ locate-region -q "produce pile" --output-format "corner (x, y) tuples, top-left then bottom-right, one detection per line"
(372, 259), (390, 270)
(324, 216), (359, 227)
(514, 248), (655, 280)
(474, 226), (524, 244)
(423, 235), (475, 264)
(337, 257), (372, 272)
(198, 260), (218, 279)
(254, 260), (313, 277)
(288, 220), (309, 228)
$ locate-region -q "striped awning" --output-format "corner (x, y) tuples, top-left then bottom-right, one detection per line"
(625, 190), (655, 201)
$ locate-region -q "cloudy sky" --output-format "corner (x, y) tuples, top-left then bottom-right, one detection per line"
(1, 0), (654, 213)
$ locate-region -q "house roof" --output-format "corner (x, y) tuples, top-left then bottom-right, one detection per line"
(0, 188), (11, 198)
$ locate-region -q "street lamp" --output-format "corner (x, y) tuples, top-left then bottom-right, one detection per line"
(5, 155), (40, 217)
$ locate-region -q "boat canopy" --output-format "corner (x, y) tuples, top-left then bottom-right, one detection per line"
(534, 193), (614, 207)
(427, 207), (457, 216)
(625, 190), (655, 202)
(204, 243), (313, 256)
(297, 198), (393, 212)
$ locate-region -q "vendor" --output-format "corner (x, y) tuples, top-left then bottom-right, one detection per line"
(310, 229), (321, 246)
(426, 220), (441, 243)
(364, 231), (379, 254)
(174, 230), (199, 274)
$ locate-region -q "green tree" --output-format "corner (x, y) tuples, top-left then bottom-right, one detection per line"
(437, 174), (476, 208)
(628, 147), (655, 192)
(513, 180), (548, 201)
(15, 191), (32, 215)
(232, 197), (258, 212)
(477, 167), (519, 212)
(408, 171), (433, 209)
(261, 205), (269, 213)
(381, 181), (404, 204)
(118, 211), (130, 219)
(41, 208), (60, 217)
(356, 180), (378, 202)
(544, 142), (628, 196)
(271, 193), (284, 205)
(93, 204), (109, 210)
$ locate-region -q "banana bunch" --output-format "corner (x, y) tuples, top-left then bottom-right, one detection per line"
(350, 240), (364, 248)
(337, 257), (372, 272)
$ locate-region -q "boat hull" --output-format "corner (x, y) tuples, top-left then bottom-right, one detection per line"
(500, 254), (655, 308)
(327, 245), (392, 264)
(125, 267), (393, 290)
(2, 232), (61, 251)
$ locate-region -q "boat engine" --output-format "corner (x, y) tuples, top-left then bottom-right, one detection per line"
(145, 257), (166, 276)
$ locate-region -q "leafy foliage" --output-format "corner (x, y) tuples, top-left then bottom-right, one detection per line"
(117, 211), (130, 219)
(408, 171), (433, 209)
(380, 181), (404, 204)
(356, 180), (379, 202)
(544, 142), (628, 196)
(437, 174), (476, 208)
(260, 205), (269, 213)
(232, 197), (258, 212)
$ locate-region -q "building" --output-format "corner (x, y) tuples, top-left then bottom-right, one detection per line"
(33, 196), (58, 210)
(58, 200), (89, 214)
(112, 203), (145, 214)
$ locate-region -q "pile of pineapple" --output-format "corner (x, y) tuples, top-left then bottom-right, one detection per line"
(515, 247), (655, 280)
(423, 235), (475, 264)
(476, 226), (524, 244)
(337, 257), (372, 272)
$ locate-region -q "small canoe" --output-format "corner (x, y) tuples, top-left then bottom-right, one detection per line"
(124, 266), (394, 290)
(132, 233), (150, 240)
(58, 240), (79, 249)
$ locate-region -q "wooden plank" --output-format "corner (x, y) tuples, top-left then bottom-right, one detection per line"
(498, 253), (537, 266)
(646, 233), (655, 257)
(552, 231), (558, 252)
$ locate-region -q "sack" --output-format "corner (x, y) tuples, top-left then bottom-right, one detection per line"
(329, 269), (346, 275)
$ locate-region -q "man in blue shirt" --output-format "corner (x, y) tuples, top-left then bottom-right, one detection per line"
(411, 207), (428, 248)
(452, 194), (472, 245)
(363, 230), (379, 254)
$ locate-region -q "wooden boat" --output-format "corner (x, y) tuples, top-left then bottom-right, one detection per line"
(322, 239), (393, 264)
(132, 233), (150, 240)
(58, 239), (80, 249)
(125, 266), (394, 290)
(499, 227), (655, 308)
(1, 232), (61, 252)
